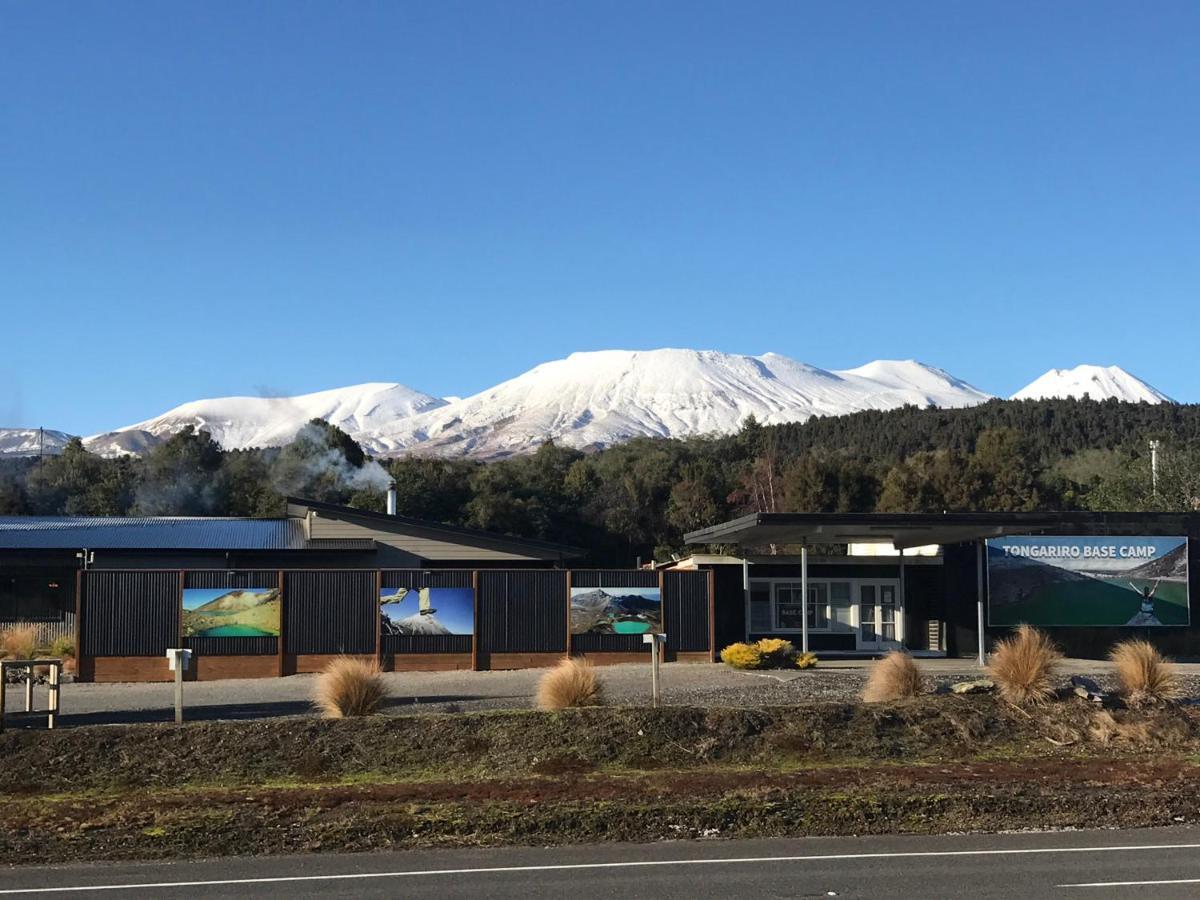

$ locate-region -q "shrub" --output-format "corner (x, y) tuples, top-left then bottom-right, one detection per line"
(861, 651), (923, 703)
(536, 658), (603, 709)
(755, 638), (797, 667)
(1109, 639), (1179, 707)
(988, 624), (1062, 706)
(720, 642), (765, 670)
(49, 636), (75, 660)
(794, 651), (818, 670)
(313, 658), (386, 718)
(0, 626), (38, 661)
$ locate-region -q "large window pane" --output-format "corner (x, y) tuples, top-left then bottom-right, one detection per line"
(807, 583), (829, 629)
(830, 581), (853, 631)
(776, 584), (806, 630)
(749, 583), (772, 632)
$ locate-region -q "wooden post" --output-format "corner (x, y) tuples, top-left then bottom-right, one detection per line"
(0, 663), (7, 733)
(174, 654), (184, 725)
(277, 570), (286, 677)
(375, 570), (383, 669)
(471, 570), (480, 672)
(23, 666), (33, 713)
(707, 568), (717, 663)
(74, 569), (83, 678)
(651, 642), (660, 707)
(564, 570), (573, 659)
(657, 568), (666, 663)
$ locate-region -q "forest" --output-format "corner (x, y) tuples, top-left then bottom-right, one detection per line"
(1, 398), (1198, 565)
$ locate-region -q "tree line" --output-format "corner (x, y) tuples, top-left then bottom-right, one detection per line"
(1, 398), (1197, 565)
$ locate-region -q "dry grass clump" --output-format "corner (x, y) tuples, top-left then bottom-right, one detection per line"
(48, 636), (75, 660)
(1109, 639), (1179, 707)
(0, 626), (38, 661)
(988, 624), (1062, 706)
(1089, 709), (1155, 746)
(314, 657), (386, 718)
(536, 658), (604, 710)
(861, 651), (924, 703)
(720, 642), (765, 670)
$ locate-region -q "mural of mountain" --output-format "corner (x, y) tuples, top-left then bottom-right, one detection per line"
(182, 587), (281, 637)
(1126, 543), (1189, 581)
(388, 613), (452, 636)
(570, 587), (662, 635)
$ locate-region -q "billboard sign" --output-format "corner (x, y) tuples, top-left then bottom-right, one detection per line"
(182, 587), (281, 638)
(379, 586), (474, 636)
(987, 536), (1189, 627)
(570, 585), (662, 635)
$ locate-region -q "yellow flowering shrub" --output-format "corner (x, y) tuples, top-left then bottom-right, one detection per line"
(795, 652), (819, 670)
(720, 642), (765, 670)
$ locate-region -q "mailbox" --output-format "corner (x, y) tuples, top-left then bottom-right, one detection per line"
(166, 648), (192, 672)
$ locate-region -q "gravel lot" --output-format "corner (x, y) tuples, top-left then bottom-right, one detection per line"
(7, 657), (1200, 728)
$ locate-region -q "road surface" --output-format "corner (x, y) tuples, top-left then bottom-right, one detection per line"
(3, 828), (1200, 898)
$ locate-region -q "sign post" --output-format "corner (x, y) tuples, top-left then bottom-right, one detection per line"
(643, 632), (665, 707)
(166, 649), (192, 724)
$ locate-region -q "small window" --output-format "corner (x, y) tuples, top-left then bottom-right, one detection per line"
(749, 583), (772, 632)
(807, 582), (829, 630)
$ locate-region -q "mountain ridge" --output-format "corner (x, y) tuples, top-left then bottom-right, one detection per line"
(0, 351), (1176, 460)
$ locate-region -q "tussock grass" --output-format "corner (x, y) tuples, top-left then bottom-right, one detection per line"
(314, 658), (386, 718)
(0, 625), (38, 660)
(861, 651), (923, 703)
(535, 658), (603, 710)
(1110, 639), (1179, 707)
(988, 625), (1062, 706)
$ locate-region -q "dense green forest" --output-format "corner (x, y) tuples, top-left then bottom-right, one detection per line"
(2, 398), (1198, 565)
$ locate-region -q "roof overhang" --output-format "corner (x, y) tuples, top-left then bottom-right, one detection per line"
(685, 512), (1200, 551)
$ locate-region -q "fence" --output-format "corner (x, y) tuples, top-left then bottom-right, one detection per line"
(75, 567), (713, 681)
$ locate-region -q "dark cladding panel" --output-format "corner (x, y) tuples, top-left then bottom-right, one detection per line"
(383, 634), (473, 654)
(570, 570), (659, 589)
(664, 571), (711, 652)
(82, 570), (179, 657)
(284, 570), (376, 655)
(571, 633), (646, 652)
(380, 570), (474, 590)
(478, 570), (567, 653)
(183, 570), (280, 590)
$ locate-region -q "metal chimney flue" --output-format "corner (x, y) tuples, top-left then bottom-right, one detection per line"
(386, 481), (398, 516)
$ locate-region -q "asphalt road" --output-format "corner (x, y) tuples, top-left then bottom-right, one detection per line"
(3, 828), (1200, 899)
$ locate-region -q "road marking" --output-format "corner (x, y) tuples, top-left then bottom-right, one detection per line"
(1060, 878), (1200, 888)
(2, 842), (1199, 895)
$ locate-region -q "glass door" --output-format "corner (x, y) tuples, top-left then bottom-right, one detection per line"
(857, 582), (902, 651)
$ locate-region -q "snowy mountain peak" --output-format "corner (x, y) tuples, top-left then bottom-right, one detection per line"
(84, 382), (447, 455)
(1011, 365), (1172, 404)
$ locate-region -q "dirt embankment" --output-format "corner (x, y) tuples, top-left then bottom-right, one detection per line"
(2, 696), (1199, 864)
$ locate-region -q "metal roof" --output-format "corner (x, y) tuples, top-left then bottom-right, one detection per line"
(0, 517), (309, 551)
(685, 511), (1200, 551)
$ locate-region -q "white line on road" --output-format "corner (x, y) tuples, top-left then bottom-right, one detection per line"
(1060, 878), (1200, 888)
(3, 842), (1200, 895)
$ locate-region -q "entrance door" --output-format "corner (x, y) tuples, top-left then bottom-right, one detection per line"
(858, 583), (902, 652)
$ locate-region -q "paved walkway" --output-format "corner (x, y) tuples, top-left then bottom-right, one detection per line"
(4, 658), (1198, 728)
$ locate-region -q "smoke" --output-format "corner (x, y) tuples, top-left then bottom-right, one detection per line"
(269, 421), (390, 499)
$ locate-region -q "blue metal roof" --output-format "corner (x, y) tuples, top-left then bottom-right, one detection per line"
(0, 517), (308, 550)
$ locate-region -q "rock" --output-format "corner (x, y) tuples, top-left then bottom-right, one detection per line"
(950, 678), (995, 694)
(1070, 675), (1106, 704)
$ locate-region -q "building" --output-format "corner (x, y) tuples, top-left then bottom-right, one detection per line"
(0, 494), (714, 681)
(683, 511), (1200, 660)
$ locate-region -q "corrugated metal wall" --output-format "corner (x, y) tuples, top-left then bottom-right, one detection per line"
(664, 571), (710, 652)
(478, 570), (567, 653)
(78, 567), (711, 665)
(570, 569), (662, 653)
(82, 570), (179, 656)
(284, 570), (375, 655)
(183, 570), (279, 656)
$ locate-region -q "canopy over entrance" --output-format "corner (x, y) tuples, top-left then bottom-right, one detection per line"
(684, 512), (1197, 551)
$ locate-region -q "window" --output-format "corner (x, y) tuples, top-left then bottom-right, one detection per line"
(775, 584), (807, 630)
(830, 581), (853, 632)
(749, 583), (772, 632)
(806, 583), (829, 630)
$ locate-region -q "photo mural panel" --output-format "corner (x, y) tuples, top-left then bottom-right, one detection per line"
(182, 587), (281, 637)
(570, 585), (662, 635)
(380, 586), (474, 636)
(987, 536), (1189, 627)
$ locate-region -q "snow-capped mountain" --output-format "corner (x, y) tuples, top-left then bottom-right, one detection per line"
(3, 352), (1181, 461)
(83, 383), (447, 455)
(362, 350), (993, 459)
(1011, 365), (1172, 404)
(0, 428), (73, 457)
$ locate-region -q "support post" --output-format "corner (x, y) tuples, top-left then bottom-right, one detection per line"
(174, 661), (184, 724)
(644, 633), (664, 707)
(898, 546), (906, 648)
(801, 545), (809, 655)
(741, 557), (750, 642)
(0, 663), (6, 733)
(23, 666), (33, 713)
(976, 540), (986, 666)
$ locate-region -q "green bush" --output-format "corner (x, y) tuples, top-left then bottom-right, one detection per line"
(48, 636), (75, 659)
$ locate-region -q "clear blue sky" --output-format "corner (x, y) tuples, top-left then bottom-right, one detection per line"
(3, 1), (1198, 434)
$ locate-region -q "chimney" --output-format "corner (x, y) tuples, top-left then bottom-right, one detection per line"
(386, 480), (398, 516)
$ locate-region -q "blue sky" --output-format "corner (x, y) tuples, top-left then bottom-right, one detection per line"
(3, 1), (1198, 434)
